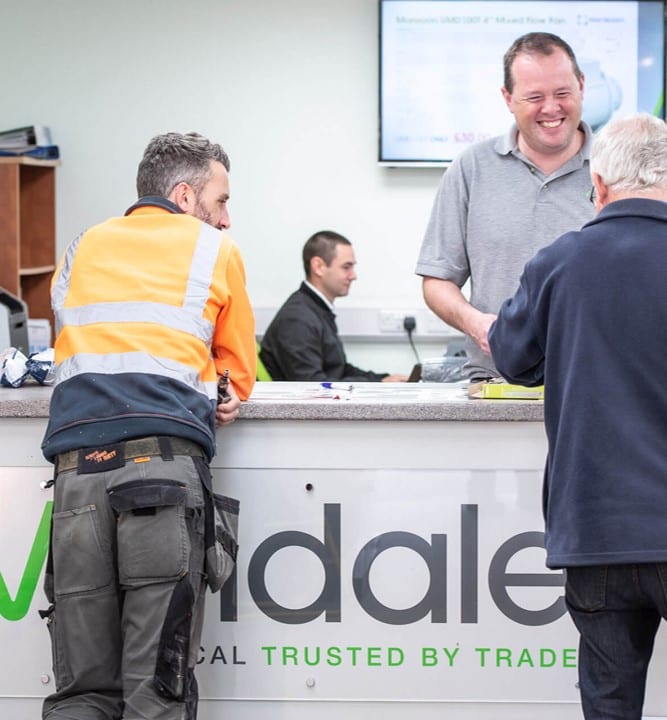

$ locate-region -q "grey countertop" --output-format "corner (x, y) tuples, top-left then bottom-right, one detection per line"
(0, 381), (544, 422)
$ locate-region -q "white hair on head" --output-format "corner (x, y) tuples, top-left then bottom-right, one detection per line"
(590, 113), (667, 194)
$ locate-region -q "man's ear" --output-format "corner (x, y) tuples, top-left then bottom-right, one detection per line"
(310, 256), (326, 278)
(592, 172), (608, 210)
(169, 181), (194, 213)
(500, 86), (512, 111)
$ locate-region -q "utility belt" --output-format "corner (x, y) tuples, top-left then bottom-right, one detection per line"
(56, 436), (206, 474)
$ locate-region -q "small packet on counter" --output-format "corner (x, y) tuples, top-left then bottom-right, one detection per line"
(1, 347), (55, 387)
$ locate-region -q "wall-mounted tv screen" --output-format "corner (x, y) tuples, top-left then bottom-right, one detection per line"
(379, 0), (666, 165)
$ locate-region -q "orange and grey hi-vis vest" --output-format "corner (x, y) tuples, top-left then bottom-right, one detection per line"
(42, 197), (256, 462)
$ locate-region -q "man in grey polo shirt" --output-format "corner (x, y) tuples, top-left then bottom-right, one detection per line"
(415, 32), (594, 381)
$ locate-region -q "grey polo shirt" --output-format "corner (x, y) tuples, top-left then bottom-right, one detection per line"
(415, 123), (595, 379)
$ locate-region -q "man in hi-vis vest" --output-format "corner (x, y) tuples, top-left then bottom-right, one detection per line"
(40, 132), (256, 720)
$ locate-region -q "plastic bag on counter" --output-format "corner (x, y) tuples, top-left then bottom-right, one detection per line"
(27, 349), (55, 385)
(0, 347), (29, 387)
(1, 347), (55, 387)
(420, 356), (468, 383)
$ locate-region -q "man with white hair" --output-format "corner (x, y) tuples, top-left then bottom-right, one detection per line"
(488, 113), (667, 720)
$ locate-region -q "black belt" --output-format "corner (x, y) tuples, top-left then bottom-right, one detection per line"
(56, 436), (206, 473)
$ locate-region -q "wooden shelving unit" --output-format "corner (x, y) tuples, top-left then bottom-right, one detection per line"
(0, 156), (59, 330)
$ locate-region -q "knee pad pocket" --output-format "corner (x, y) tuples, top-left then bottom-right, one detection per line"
(154, 575), (195, 702)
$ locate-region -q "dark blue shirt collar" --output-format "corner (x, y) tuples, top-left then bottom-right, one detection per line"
(124, 196), (183, 216)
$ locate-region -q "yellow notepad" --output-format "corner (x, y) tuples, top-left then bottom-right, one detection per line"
(468, 380), (544, 400)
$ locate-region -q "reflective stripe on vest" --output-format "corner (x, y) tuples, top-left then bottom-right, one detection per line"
(51, 231), (84, 334)
(57, 301), (213, 343)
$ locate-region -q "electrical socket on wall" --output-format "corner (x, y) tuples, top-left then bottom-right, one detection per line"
(379, 310), (412, 333)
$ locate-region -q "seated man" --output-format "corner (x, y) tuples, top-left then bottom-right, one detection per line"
(260, 230), (408, 382)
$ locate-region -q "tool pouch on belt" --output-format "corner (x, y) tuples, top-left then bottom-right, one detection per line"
(193, 456), (239, 593)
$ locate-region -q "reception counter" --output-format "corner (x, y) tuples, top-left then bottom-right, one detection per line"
(0, 380), (545, 421)
(1, 382), (665, 720)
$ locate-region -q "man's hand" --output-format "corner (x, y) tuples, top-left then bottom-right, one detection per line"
(470, 312), (497, 355)
(381, 374), (409, 382)
(215, 383), (241, 427)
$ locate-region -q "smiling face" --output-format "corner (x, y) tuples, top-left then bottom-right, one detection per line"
(501, 48), (585, 166)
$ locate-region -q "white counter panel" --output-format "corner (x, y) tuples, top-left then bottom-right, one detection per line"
(2, 409), (666, 719)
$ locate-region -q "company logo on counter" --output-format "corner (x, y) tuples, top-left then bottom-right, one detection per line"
(4, 502), (565, 628)
(218, 503), (566, 627)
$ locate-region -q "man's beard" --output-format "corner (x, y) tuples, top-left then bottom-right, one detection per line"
(194, 196), (214, 227)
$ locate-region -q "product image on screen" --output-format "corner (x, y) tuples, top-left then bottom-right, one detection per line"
(379, 0), (666, 164)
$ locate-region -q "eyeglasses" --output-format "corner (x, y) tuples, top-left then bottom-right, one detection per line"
(588, 186), (597, 204)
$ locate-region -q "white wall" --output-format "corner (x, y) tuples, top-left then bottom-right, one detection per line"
(0, 0), (455, 372)
(0, 0), (444, 305)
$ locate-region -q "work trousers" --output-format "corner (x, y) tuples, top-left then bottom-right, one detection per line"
(565, 563), (667, 720)
(42, 442), (207, 720)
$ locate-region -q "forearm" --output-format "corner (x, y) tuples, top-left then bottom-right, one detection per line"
(422, 277), (474, 332)
(422, 277), (496, 355)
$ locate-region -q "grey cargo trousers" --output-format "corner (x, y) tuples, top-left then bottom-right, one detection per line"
(42, 437), (208, 720)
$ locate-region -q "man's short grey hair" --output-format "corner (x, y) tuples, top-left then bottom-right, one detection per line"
(591, 113), (667, 194)
(136, 132), (230, 199)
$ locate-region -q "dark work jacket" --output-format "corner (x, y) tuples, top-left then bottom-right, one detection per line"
(489, 198), (667, 569)
(259, 283), (388, 382)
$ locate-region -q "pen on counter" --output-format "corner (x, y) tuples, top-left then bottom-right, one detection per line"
(217, 369), (232, 404)
(320, 382), (353, 392)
